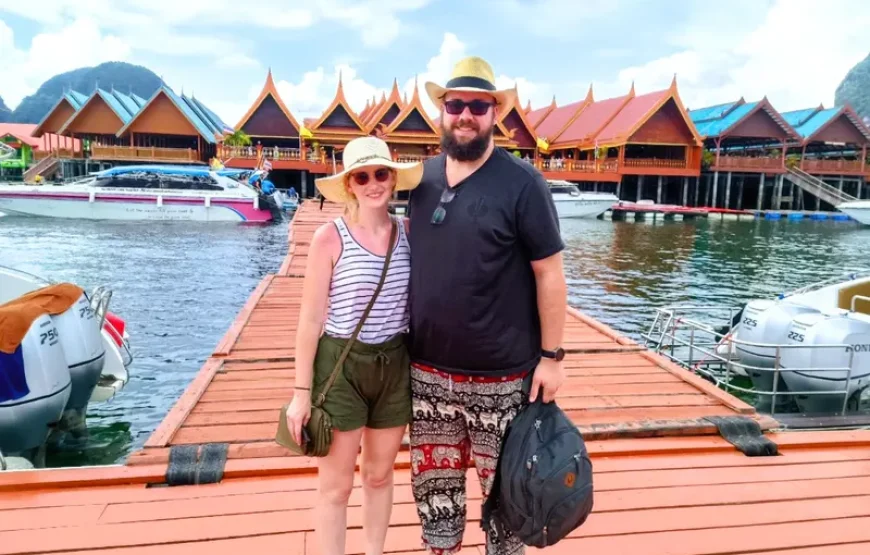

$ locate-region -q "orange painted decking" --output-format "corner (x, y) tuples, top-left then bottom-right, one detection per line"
(1, 200), (869, 554)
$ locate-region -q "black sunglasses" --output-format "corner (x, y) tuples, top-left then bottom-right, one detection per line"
(443, 99), (494, 116)
(431, 186), (457, 225)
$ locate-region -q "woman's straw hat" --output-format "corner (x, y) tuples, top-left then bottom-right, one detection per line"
(425, 56), (517, 112)
(315, 136), (423, 204)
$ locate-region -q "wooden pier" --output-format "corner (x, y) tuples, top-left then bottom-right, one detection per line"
(1, 200), (870, 554)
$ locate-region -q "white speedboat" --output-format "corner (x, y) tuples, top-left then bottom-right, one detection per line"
(548, 180), (618, 219)
(0, 265), (133, 462)
(0, 165), (283, 223)
(732, 270), (870, 414)
(837, 200), (870, 225)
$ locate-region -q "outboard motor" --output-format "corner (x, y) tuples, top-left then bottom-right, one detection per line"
(0, 312), (72, 462)
(49, 292), (105, 439)
(257, 190), (285, 221)
(780, 310), (870, 414)
(734, 299), (819, 412)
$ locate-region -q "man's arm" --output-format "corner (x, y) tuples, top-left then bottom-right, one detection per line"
(517, 173), (567, 402)
(532, 251), (567, 354)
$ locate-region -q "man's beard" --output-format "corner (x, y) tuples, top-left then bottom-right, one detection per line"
(440, 119), (493, 162)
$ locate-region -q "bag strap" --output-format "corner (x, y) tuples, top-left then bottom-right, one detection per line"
(315, 218), (398, 407)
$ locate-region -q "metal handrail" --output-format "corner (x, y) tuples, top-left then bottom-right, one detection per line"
(644, 306), (858, 416)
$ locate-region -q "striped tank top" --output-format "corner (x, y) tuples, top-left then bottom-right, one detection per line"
(324, 216), (411, 344)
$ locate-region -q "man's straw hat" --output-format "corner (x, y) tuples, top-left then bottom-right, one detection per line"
(425, 56), (517, 112)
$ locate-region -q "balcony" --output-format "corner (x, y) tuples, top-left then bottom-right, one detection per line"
(711, 156), (785, 173)
(800, 158), (866, 176)
(90, 145), (199, 163)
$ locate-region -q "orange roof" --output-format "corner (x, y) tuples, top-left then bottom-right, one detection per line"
(593, 77), (703, 147)
(0, 123), (79, 151)
(536, 85), (595, 143)
(309, 72), (365, 133)
(528, 96), (557, 128)
(384, 78), (438, 137)
(550, 85), (635, 148)
(366, 80), (404, 132)
(235, 69), (300, 135)
(497, 88), (539, 147)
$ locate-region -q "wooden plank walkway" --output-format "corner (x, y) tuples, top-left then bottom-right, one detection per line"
(1, 199), (869, 554)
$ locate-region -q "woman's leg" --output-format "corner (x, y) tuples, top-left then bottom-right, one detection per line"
(360, 425), (406, 555)
(316, 427), (365, 555)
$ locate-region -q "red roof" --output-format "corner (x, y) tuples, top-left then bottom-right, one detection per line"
(553, 93), (631, 146)
(0, 123), (79, 151)
(594, 89), (670, 144)
(536, 100), (587, 142)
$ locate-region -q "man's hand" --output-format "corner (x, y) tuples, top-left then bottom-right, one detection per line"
(528, 357), (564, 403)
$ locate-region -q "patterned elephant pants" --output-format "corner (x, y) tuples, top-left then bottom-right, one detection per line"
(409, 362), (528, 555)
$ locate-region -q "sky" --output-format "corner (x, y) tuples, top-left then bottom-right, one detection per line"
(1, 0), (869, 126)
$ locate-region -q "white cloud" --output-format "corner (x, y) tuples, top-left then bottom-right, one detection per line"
(595, 0), (870, 111)
(0, 17), (131, 109)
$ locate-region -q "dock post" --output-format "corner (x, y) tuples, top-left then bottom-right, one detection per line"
(616, 178), (622, 200)
(757, 174), (765, 211)
(656, 175), (663, 204)
(711, 171), (719, 207)
(724, 172), (733, 209)
(300, 170), (309, 198)
(637, 175), (644, 202)
(736, 175), (745, 210)
(682, 176), (689, 206)
(775, 174), (785, 210)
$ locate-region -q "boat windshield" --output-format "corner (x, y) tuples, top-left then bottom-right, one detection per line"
(549, 184), (580, 196)
(93, 171), (225, 191)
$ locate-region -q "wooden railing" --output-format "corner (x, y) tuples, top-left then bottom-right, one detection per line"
(712, 156), (784, 171)
(220, 146), (304, 161)
(33, 148), (78, 160)
(539, 159), (596, 173)
(90, 146), (198, 162)
(623, 158), (687, 169)
(800, 159), (865, 174)
(395, 154), (435, 163)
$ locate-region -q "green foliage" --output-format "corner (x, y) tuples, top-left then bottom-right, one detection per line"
(224, 130), (252, 147)
(835, 52), (870, 120)
(785, 154), (801, 169)
(5, 61), (164, 124)
(701, 148), (715, 170)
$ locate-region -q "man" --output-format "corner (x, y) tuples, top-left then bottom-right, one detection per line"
(406, 56), (568, 555)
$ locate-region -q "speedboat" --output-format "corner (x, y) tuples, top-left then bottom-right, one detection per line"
(837, 200), (870, 225)
(731, 270), (870, 414)
(0, 165), (283, 223)
(0, 265), (133, 462)
(547, 180), (618, 219)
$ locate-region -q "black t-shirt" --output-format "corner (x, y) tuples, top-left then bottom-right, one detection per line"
(406, 147), (565, 376)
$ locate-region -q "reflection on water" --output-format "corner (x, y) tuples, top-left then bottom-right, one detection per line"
(561, 217), (868, 340)
(0, 213), (867, 467)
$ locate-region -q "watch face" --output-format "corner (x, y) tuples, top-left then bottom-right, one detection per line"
(555, 348), (565, 361)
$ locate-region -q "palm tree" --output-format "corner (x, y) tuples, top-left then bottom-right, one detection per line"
(224, 130), (252, 147)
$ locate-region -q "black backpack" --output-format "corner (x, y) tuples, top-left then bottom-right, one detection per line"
(481, 398), (594, 547)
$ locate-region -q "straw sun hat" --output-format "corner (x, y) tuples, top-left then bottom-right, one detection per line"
(424, 56), (517, 112)
(315, 136), (423, 204)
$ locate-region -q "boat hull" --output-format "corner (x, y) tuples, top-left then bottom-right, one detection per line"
(838, 202), (870, 226)
(552, 195), (617, 219)
(0, 190), (273, 222)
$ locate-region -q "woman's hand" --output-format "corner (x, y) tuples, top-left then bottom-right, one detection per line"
(285, 392), (312, 445)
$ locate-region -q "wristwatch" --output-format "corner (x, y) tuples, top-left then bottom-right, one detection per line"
(541, 347), (565, 361)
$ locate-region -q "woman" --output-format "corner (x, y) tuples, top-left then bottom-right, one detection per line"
(284, 136), (423, 555)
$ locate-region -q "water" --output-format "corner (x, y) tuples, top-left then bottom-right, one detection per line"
(0, 213), (867, 467)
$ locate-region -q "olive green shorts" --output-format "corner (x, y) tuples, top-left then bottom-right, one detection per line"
(311, 333), (412, 432)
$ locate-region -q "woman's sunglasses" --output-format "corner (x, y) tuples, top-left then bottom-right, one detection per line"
(443, 99), (494, 116)
(349, 167), (392, 186)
